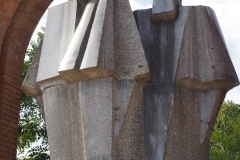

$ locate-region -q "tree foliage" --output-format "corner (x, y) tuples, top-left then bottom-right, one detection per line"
(18, 27), (50, 160)
(210, 101), (240, 160)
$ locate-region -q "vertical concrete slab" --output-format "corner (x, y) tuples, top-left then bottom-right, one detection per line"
(43, 85), (73, 160)
(134, 8), (187, 84)
(58, 0), (98, 74)
(144, 84), (173, 160)
(59, 0), (116, 83)
(114, 82), (145, 159)
(114, 80), (135, 136)
(69, 83), (85, 160)
(37, 1), (77, 83)
(81, 0), (110, 70)
(79, 77), (114, 159)
(114, 0), (149, 81)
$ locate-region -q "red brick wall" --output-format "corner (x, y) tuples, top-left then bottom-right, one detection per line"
(0, 0), (52, 159)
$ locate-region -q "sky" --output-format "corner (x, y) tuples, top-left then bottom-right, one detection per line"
(31, 0), (240, 103)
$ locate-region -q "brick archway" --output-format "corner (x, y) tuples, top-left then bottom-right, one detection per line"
(0, 0), (52, 159)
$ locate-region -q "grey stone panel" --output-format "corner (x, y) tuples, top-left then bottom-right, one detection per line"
(199, 89), (224, 144)
(81, 0), (111, 70)
(43, 85), (74, 160)
(114, 82), (145, 160)
(164, 87), (203, 160)
(152, 0), (182, 22)
(22, 41), (43, 97)
(58, 0), (98, 81)
(59, 0), (116, 83)
(114, 80), (135, 136)
(200, 122), (209, 144)
(134, 8), (187, 84)
(69, 83), (85, 160)
(114, 0), (150, 81)
(79, 78), (114, 159)
(176, 6), (239, 90)
(37, 1), (77, 83)
(164, 87), (227, 160)
(200, 90), (218, 123)
(143, 84), (173, 160)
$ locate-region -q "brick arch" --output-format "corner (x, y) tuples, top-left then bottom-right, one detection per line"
(0, 0), (52, 159)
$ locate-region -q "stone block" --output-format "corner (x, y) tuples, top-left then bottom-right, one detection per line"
(59, 0), (116, 83)
(176, 6), (239, 90)
(152, 0), (182, 22)
(144, 84), (173, 160)
(114, 0), (150, 81)
(37, 1), (77, 83)
(58, 0), (98, 82)
(114, 82), (145, 159)
(134, 8), (187, 84)
(79, 77), (114, 159)
(114, 80), (135, 136)
(22, 41), (43, 97)
(43, 85), (74, 160)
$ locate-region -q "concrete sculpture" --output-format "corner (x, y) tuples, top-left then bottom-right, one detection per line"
(22, 0), (239, 159)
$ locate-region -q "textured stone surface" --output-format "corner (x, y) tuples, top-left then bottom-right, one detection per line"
(114, 0), (150, 81)
(79, 78), (114, 159)
(144, 84), (173, 160)
(152, 0), (182, 22)
(22, 41), (43, 97)
(58, 0), (98, 76)
(42, 81), (86, 160)
(114, 82), (145, 159)
(43, 85), (74, 160)
(176, 6), (239, 90)
(22, 2), (239, 160)
(134, 6), (239, 160)
(134, 8), (187, 84)
(37, 1), (77, 83)
(114, 80), (135, 136)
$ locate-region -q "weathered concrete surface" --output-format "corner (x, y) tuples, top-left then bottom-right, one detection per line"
(176, 6), (239, 90)
(152, 0), (182, 22)
(58, 0), (98, 78)
(114, 82), (145, 159)
(43, 84), (77, 160)
(114, 80), (135, 136)
(22, 41), (43, 97)
(144, 84), (173, 160)
(79, 78), (114, 159)
(114, 0), (150, 81)
(134, 8), (187, 84)
(37, 1), (77, 83)
(22, 2), (239, 160)
(134, 6), (239, 160)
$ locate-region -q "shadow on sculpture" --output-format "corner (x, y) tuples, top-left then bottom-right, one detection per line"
(22, 0), (239, 159)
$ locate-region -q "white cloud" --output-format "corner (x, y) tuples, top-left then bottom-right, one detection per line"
(129, 0), (152, 11)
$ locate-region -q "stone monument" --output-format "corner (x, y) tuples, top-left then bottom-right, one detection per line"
(22, 0), (239, 159)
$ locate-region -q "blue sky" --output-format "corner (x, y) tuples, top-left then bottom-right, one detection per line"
(31, 0), (240, 103)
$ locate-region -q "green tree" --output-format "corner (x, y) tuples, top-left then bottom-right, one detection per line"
(211, 101), (240, 160)
(18, 27), (50, 160)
